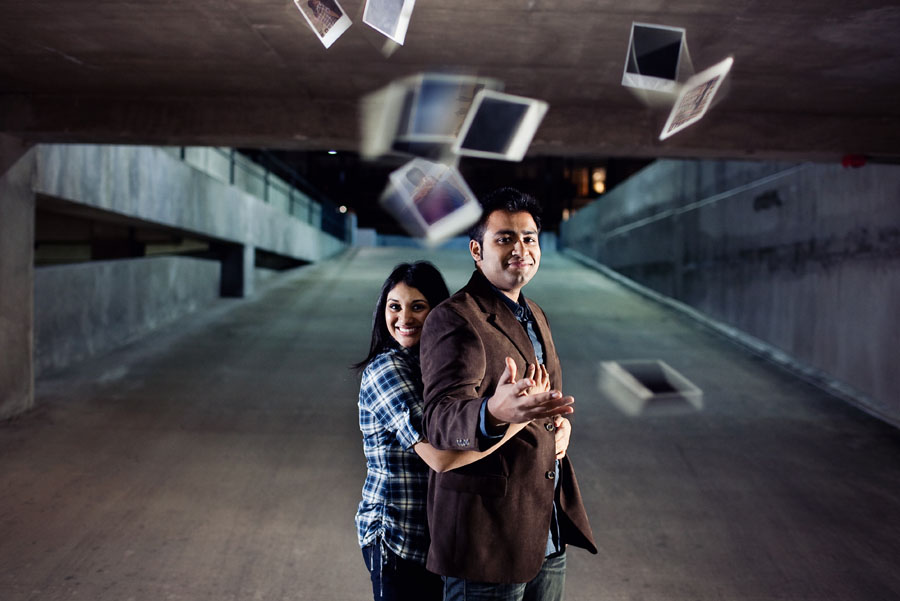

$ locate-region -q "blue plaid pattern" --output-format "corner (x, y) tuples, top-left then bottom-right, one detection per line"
(355, 346), (431, 565)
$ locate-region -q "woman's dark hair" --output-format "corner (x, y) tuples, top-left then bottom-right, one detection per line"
(353, 261), (450, 371)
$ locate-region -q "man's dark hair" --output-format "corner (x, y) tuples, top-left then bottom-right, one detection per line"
(469, 187), (543, 245)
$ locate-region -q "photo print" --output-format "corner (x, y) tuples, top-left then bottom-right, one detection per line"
(396, 73), (504, 144)
(381, 158), (481, 244)
(598, 360), (703, 417)
(359, 80), (408, 159)
(659, 56), (734, 140)
(621, 22), (689, 93)
(363, 0), (416, 45)
(294, 0), (352, 48)
(359, 73), (504, 160)
(452, 90), (549, 162)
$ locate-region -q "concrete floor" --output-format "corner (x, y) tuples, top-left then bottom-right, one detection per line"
(2, 247), (899, 601)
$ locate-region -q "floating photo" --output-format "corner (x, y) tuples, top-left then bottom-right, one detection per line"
(621, 22), (689, 93)
(659, 56), (734, 140)
(452, 90), (549, 162)
(396, 73), (504, 144)
(294, 0), (352, 49)
(359, 80), (408, 159)
(598, 360), (703, 417)
(359, 73), (504, 160)
(381, 158), (481, 244)
(363, 0), (416, 45)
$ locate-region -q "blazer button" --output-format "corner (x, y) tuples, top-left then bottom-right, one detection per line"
(545, 470), (555, 480)
(544, 422), (555, 432)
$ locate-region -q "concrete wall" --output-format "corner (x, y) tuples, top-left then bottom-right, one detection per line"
(561, 159), (900, 425)
(34, 145), (345, 263)
(34, 257), (220, 376)
(0, 145), (36, 419)
(26, 144), (345, 374)
(1, 143), (348, 419)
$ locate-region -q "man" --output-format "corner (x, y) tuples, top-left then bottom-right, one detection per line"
(420, 188), (597, 600)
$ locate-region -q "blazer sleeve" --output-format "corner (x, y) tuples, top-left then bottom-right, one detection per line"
(419, 303), (491, 451)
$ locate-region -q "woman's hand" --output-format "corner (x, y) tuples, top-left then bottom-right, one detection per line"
(486, 359), (572, 428)
(554, 415), (571, 460)
(523, 363), (550, 396)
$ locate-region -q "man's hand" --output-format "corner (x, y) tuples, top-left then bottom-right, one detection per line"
(553, 415), (571, 460)
(485, 357), (574, 427)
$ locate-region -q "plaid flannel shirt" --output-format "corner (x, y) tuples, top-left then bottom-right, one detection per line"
(355, 346), (431, 565)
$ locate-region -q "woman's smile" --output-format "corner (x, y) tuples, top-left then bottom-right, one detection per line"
(385, 282), (432, 348)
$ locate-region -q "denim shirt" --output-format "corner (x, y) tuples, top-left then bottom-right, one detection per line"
(477, 286), (562, 556)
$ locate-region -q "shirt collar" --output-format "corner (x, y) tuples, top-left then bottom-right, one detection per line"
(488, 283), (532, 322)
(388, 342), (420, 362)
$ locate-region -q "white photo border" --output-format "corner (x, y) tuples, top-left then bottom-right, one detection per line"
(294, 0), (352, 49)
(385, 158), (481, 243)
(659, 56), (734, 141)
(451, 89), (549, 162)
(621, 22), (687, 93)
(363, 0), (416, 46)
(395, 73), (505, 145)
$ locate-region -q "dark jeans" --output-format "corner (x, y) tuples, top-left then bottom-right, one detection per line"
(442, 552), (567, 601)
(362, 542), (443, 601)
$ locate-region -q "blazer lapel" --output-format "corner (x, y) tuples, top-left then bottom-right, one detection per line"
(465, 271), (539, 364)
(486, 308), (536, 364)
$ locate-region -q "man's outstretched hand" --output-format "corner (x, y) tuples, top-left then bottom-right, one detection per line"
(485, 357), (574, 428)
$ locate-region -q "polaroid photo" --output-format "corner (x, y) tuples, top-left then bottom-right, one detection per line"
(383, 158), (482, 243)
(395, 73), (504, 144)
(621, 22), (688, 93)
(294, 0), (352, 49)
(360, 73), (504, 160)
(379, 183), (423, 236)
(598, 360), (703, 417)
(359, 80), (409, 159)
(363, 0), (416, 45)
(451, 90), (549, 162)
(659, 56), (734, 141)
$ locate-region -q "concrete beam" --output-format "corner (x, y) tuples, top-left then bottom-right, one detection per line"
(3, 94), (900, 163)
(32, 144), (346, 264)
(0, 94), (359, 153)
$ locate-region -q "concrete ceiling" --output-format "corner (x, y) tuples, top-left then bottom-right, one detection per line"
(2, 1), (900, 163)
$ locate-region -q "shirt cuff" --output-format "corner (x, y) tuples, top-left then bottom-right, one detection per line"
(478, 397), (505, 440)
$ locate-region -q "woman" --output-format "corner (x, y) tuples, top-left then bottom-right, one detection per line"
(354, 261), (568, 601)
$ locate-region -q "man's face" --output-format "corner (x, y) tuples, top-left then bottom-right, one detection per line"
(470, 210), (541, 301)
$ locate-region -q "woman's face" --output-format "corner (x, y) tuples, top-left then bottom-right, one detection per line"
(384, 282), (431, 348)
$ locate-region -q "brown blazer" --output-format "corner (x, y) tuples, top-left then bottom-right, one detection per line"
(420, 270), (597, 583)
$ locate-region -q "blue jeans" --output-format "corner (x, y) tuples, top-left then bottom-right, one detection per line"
(362, 542), (443, 601)
(442, 552), (567, 601)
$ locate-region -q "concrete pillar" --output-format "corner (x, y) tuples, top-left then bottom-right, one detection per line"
(220, 243), (255, 298)
(0, 138), (36, 419)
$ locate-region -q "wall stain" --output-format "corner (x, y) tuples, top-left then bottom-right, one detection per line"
(753, 190), (783, 211)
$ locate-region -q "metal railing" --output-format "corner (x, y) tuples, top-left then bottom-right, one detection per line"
(174, 147), (350, 242)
